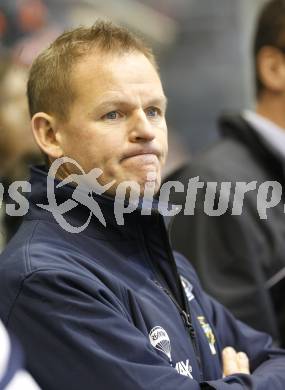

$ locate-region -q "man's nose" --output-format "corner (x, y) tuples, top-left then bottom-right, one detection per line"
(128, 110), (156, 143)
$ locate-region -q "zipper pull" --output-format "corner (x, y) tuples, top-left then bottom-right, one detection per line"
(154, 280), (163, 288)
(181, 311), (196, 339)
(154, 281), (196, 341)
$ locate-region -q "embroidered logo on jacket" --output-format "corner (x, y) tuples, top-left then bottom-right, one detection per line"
(197, 316), (216, 355)
(180, 276), (195, 302)
(175, 359), (193, 378)
(149, 326), (194, 379)
(149, 326), (172, 363)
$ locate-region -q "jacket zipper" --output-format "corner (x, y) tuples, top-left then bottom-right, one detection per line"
(153, 279), (203, 380)
(154, 281), (196, 338)
(139, 213), (203, 380)
(158, 216), (203, 380)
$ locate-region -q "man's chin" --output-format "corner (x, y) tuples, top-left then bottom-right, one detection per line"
(139, 178), (161, 198)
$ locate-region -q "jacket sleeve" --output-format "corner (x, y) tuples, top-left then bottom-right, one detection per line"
(6, 269), (203, 390)
(169, 167), (279, 341)
(200, 290), (285, 390)
(175, 251), (285, 390)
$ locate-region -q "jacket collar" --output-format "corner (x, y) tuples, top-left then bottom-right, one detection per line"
(218, 113), (285, 184)
(27, 165), (168, 240)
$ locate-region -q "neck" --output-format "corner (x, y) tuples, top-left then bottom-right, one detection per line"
(256, 92), (285, 130)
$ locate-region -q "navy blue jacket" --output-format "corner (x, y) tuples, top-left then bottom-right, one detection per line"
(0, 166), (285, 390)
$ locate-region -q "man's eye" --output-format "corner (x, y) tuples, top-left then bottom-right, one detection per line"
(146, 107), (160, 117)
(103, 111), (120, 120)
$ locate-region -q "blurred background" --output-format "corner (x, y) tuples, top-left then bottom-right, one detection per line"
(0, 0), (268, 150)
(0, 0), (268, 247)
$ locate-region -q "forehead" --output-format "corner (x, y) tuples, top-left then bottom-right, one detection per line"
(71, 51), (165, 106)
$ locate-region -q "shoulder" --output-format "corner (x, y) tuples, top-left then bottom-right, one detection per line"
(0, 219), (125, 322)
(0, 219), (75, 274)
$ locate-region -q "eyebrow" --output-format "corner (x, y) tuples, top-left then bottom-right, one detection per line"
(147, 96), (168, 110)
(93, 95), (168, 112)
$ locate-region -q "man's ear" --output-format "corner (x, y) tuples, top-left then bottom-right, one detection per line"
(257, 46), (285, 93)
(31, 112), (63, 159)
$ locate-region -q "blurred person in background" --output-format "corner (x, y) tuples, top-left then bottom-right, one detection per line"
(165, 0), (285, 347)
(0, 0), (52, 253)
(0, 58), (41, 248)
(0, 319), (40, 389)
(0, 0), (48, 47)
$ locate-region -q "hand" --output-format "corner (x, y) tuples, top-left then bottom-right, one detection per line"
(222, 347), (250, 376)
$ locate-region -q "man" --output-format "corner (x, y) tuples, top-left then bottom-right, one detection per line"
(0, 20), (284, 390)
(166, 0), (285, 347)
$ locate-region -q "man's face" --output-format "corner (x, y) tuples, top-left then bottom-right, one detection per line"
(56, 51), (168, 196)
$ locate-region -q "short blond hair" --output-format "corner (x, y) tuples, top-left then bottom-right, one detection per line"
(27, 20), (158, 121)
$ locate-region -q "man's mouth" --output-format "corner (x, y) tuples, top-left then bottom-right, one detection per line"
(121, 148), (161, 162)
